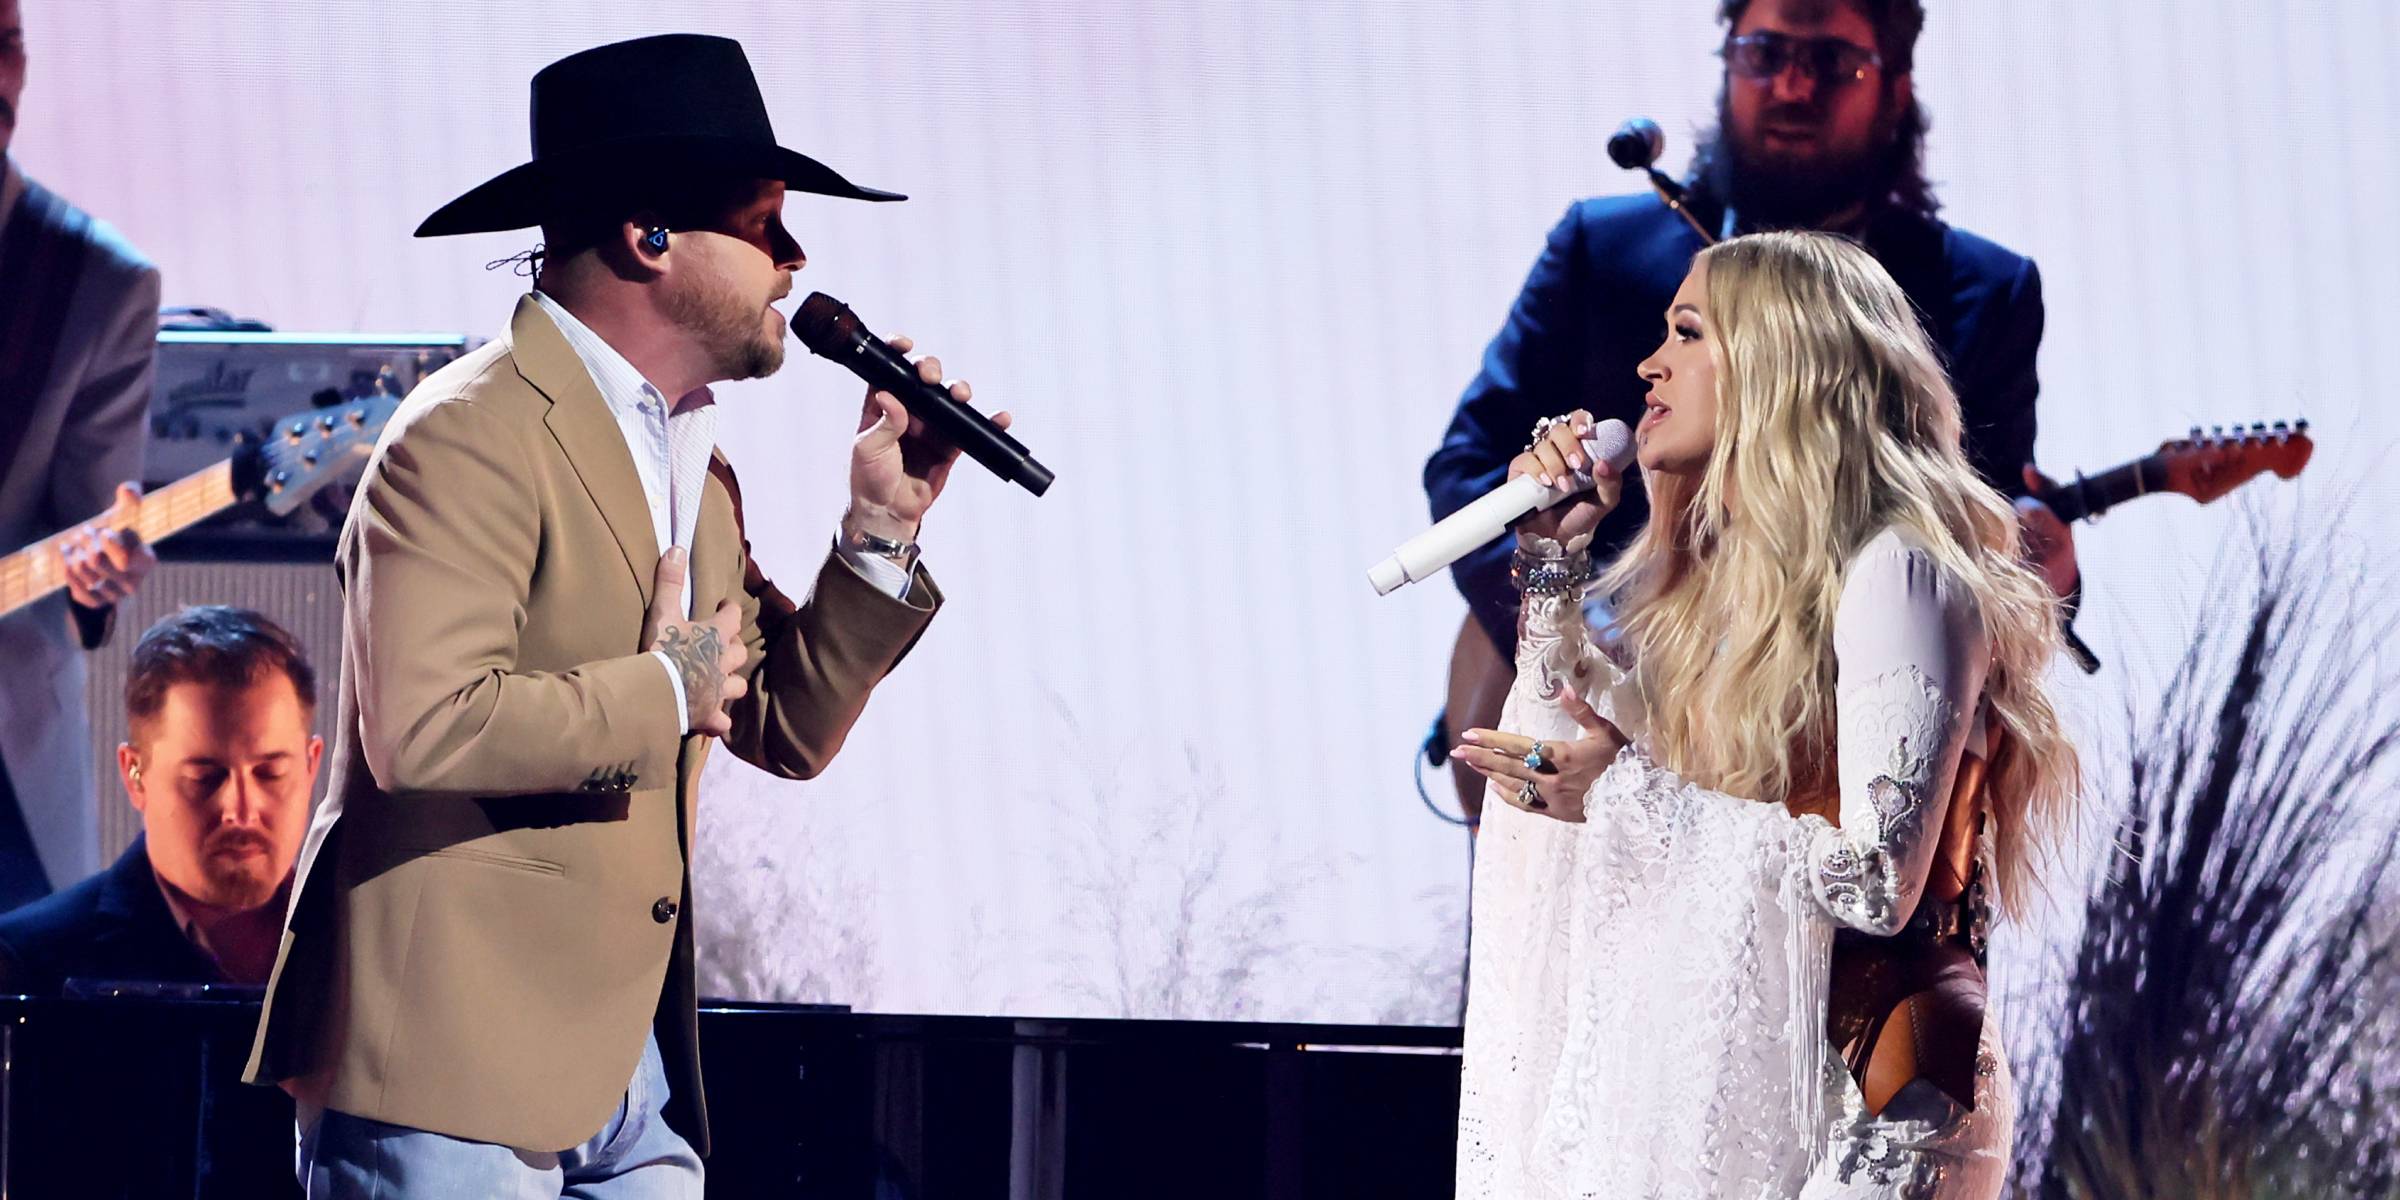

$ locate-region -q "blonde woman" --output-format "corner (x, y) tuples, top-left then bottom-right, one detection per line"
(1450, 231), (2076, 1199)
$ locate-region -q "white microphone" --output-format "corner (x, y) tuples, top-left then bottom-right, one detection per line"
(1368, 418), (1636, 596)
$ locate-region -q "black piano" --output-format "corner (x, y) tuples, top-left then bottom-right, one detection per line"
(0, 991), (1464, 1198)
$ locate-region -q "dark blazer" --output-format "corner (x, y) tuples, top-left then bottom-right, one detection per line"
(0, 834), (218, 994)
(1423, 194), (2045, 655)
(0, 833), (301, 1199)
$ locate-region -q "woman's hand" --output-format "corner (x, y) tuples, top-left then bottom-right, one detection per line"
(1509, 409), (1622, 544)
(1450, 688), (1625, 823)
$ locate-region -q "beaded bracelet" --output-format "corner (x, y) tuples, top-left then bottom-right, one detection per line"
(1511, 547), (1597, 596)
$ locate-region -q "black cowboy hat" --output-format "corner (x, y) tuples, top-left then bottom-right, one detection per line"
(414, 33), (901, 237)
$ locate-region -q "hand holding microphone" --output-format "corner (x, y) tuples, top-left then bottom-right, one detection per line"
(844, 332), (1013, 541)
(1367, 412), (1635, 595)
(794, 293), (1054, 498)
(1512, 409), (1625, 544)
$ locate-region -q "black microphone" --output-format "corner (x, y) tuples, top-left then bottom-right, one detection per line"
(792, 293), (1054, 497)
(1607, 117), (1665, 170)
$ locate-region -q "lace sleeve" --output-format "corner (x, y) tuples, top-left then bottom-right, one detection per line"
(1797, 532), (1989, 936)
(1506, 537), (1646, 745)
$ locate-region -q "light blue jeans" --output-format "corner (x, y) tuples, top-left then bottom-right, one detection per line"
(296, 1033), (703, 1199)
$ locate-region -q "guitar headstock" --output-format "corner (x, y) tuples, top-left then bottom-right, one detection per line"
(249, 395), (402, 515)
(2154, 419), (2314, 506)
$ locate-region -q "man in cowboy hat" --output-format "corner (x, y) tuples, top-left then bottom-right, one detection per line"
(244, 33), (1009, 1196)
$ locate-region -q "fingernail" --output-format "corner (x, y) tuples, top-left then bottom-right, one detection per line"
(1460, 730), (1481, 744)
(1448, 748), (1466, 759)
(1568, 454), (1585, 471)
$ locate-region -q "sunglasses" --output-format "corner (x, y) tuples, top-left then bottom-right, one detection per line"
(1721, 32), (1885, 87)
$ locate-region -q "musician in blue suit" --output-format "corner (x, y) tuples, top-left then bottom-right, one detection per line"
(1426, 0), (2077, 675)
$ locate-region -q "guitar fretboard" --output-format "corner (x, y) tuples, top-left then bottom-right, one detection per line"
(0, 461), (238, 616)
(2039, 458), (2169, 524)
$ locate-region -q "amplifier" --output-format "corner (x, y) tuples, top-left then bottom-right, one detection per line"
(149, 331), (477, 542)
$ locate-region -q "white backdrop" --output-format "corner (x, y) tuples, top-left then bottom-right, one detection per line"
(19, 0), (2397, 1022)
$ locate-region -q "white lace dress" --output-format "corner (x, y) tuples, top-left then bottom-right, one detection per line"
(1457, 529), (2014, 1200)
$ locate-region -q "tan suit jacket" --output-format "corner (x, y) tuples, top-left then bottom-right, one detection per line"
(243, 295), (936, 1154)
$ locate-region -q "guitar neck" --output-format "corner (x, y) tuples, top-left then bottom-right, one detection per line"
(2037, 457), (2168, 523)
(0, 461), (240, 615)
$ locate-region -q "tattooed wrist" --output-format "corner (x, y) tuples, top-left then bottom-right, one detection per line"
(654, 624), (723, 727)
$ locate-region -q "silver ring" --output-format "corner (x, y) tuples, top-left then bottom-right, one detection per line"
(1517, 777), (1546, 811)
(1522, 740), (1551, 773)
(1524, 415), (1558, 453)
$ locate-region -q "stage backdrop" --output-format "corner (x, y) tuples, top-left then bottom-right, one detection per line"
(20, 0), (2396, 1023)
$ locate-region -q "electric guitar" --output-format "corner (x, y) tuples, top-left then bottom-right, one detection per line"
(0, 394), (400, 620)
(1437, 420), (2317, 822)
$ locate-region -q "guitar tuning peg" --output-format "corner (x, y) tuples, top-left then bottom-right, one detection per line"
(2210, 424), (2225, 438)
(2188, 424), (2202, 440)
(2295, 418), (2310, 431)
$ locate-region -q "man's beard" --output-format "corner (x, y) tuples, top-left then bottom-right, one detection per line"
(1698, 99), (1892, 232)
(663, 274), (786, 383)
(196, 827), (284, 910)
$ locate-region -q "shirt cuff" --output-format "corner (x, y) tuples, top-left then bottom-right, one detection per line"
(836, 544), (916, 599)
(651, 650), (692, 735)
(69, 598), (116, 651)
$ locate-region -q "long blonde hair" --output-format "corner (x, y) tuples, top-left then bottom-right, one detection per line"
(1598, 231), (2076, 912)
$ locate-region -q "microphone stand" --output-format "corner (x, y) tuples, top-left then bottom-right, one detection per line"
(1642, 168), (1717, 245)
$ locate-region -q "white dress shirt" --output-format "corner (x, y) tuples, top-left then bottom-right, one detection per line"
(529, 291), (912, 733)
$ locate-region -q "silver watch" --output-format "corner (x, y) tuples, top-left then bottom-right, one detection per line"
(839, 525), (921, 573)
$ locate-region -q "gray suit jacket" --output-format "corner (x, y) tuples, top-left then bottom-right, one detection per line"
(0, 156), (158, 889)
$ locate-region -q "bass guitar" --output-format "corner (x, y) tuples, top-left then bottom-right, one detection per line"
(0, 395), (399, 620)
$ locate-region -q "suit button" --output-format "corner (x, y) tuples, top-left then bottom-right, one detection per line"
(652, 897), (678, 923)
